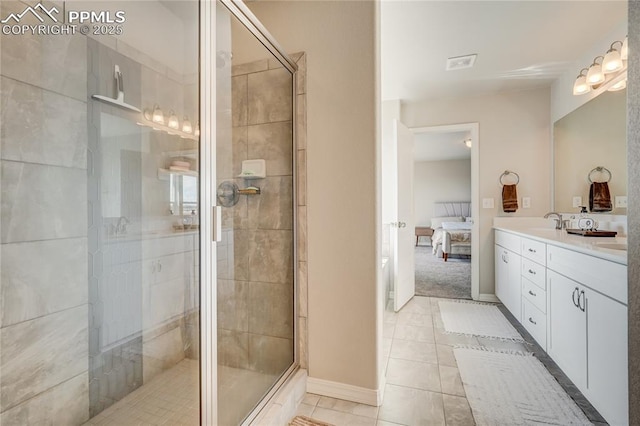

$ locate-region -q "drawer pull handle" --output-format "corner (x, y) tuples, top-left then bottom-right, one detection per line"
(528, 317), (537, 325)
(528, 290), (537, 297)
(528, 248), (536, 253)
(528, 269), (536, 275)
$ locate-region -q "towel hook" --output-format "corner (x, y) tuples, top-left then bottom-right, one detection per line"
(588, 166), (612, 183)
(499, 170), (520, 186)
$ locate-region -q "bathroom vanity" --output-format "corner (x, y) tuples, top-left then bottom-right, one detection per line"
(494, 226), (627, 426)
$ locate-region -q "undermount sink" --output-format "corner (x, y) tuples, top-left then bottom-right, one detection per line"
(595, 242), (628, 251)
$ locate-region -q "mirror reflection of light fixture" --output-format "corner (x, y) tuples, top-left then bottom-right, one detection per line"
(182, 116), (193, 134)
(602, 41), (624, 73)
(167, 110), (180, 130)
(608, 79), (626, 92)
(572, 68), (591, 95)
(573, 38), (628, 96)
(463, 139), (472, 148)
(152, 104), (165, 124)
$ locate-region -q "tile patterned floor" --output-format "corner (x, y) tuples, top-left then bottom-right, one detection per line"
(85, 359), (199, 426)
(295, 296), (603, 426)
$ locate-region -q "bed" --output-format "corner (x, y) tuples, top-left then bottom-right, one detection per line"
(429, 202), (472, 261)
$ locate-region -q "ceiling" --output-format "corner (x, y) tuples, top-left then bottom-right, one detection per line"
(414, 130), (471, 162)
(381, 1), (627, 102)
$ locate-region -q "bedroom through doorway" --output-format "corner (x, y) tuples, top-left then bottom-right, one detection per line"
(412, 126), (474, 299)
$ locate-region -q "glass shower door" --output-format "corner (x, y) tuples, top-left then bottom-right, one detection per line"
(215, 2), (297, 424)
(0, 1), (204, 424)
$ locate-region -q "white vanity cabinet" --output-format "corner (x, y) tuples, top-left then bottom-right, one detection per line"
(494, 228), (628, 426)
(495, 231), (522, 320)
(547, 245), (628, 426)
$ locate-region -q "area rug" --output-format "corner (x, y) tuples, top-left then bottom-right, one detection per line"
(415, 246), (471, 299)
(454, 347), (591, 425)
(439, 300), (524, 342)
(289, 416), (334, 426)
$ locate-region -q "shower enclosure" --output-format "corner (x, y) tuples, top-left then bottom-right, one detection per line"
(0, 0), (297, 424)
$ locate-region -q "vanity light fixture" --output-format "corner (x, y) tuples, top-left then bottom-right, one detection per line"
(608, 79), (626, 92)
(152, 104), (165, 124)
(602, 41), (624, 73)
(182, 116), (193, 134)
(167, 110), (180, 130)
(572, 68), (591, 95)
(586, 56), (605, 85)
(572, 38), (628, 96)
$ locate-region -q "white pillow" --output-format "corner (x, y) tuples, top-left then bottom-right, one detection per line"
(442, 221), (473, 230)
(430, 216), (463, 229)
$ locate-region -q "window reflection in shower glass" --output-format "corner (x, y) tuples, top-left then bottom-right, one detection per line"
(216, 2), (295, 424)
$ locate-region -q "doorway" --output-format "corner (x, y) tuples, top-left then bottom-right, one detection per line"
(411, 123), (480, 301)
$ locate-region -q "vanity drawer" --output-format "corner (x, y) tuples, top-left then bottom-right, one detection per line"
(522, 298), (547, 350)
(522, 277), (546, 313)
(521, 257), (545, 290)
(521, 237), (546, 265)
(496, 230), (520, 253)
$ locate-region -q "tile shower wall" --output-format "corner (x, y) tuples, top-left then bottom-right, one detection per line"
(0, 1), (89, 424)
(217, 55), (304, 375)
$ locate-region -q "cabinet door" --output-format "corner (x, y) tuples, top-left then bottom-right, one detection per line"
(495, 245), (521, 320)
(495, 245), (508, 303)
(586, 291), (628, 426)
(547, 270), (587, 391)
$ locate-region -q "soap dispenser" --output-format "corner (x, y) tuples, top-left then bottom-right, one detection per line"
(577, 206), (596, 230)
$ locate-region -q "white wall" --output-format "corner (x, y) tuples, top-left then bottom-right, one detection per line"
(414, 159), (471, 227)
(247, 1), (380, 396)
(382, 100), (401, 224)
(402, 88), (551, 296)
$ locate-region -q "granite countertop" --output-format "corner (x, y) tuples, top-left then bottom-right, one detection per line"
(494, 226), (627, 265)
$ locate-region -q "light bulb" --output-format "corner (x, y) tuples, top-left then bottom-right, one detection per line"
(572, 69), (591, 95)
(182, 116), (193, 134)
(168, 110), (179, 129)
(152, 105), (164, 124)
(586, 61), (604, 85)
(602, 47), (623, 73)
(621, 36), (628, 61)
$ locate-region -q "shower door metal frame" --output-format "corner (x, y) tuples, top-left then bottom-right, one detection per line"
(214, 1), (300, 425)
(200, 0), (217, 424)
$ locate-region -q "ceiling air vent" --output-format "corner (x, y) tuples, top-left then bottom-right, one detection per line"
(446, 54), (477, 71)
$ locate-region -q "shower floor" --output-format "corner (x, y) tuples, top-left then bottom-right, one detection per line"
(84, 359), (279, 426)
(85, 359), (199, 426)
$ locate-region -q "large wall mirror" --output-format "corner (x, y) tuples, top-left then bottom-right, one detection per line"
(553, 87), (627, 214)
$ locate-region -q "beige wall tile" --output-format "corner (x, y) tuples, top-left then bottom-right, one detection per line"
(142, 327), (185, 383)
(1, 237), (88, 327)
(248, 121), (293, 177)
(218, 330), (249, 369)
(248, 230), (294, 283)
(0, 77), (87, 169)
(248, 176), (293, 230)
(218, 280), (249, 332)
(298, 261), (308, 318)
(248, 334), (293, 375)
(1, 161), (87, 243)
(0, 372), (89, 425)
(248, 281), (293, 339)
(297, 206), (307, 262)
(296, 95), (307, 150)
(297, 150), (307, 206)
(247, 68), (292, 125)
(1, 305), (89, 410)
(232, 59), (269, 77)
(232, 75), (248, 127)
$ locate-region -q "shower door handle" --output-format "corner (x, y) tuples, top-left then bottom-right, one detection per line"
(212, 206), (222, 242)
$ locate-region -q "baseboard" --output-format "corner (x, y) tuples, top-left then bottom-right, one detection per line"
(478, 293), (500, 303)
(307, 377), (381, 406)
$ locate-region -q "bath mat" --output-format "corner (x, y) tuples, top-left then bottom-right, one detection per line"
(454, 346), (591, 425)
(438, 300), (524, 342)
(289, 415), (334, 426)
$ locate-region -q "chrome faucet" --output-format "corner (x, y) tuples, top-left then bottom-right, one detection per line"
(544, 212), (563, 230)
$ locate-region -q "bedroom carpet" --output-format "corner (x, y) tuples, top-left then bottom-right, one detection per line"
(415, 245), (471, 299)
